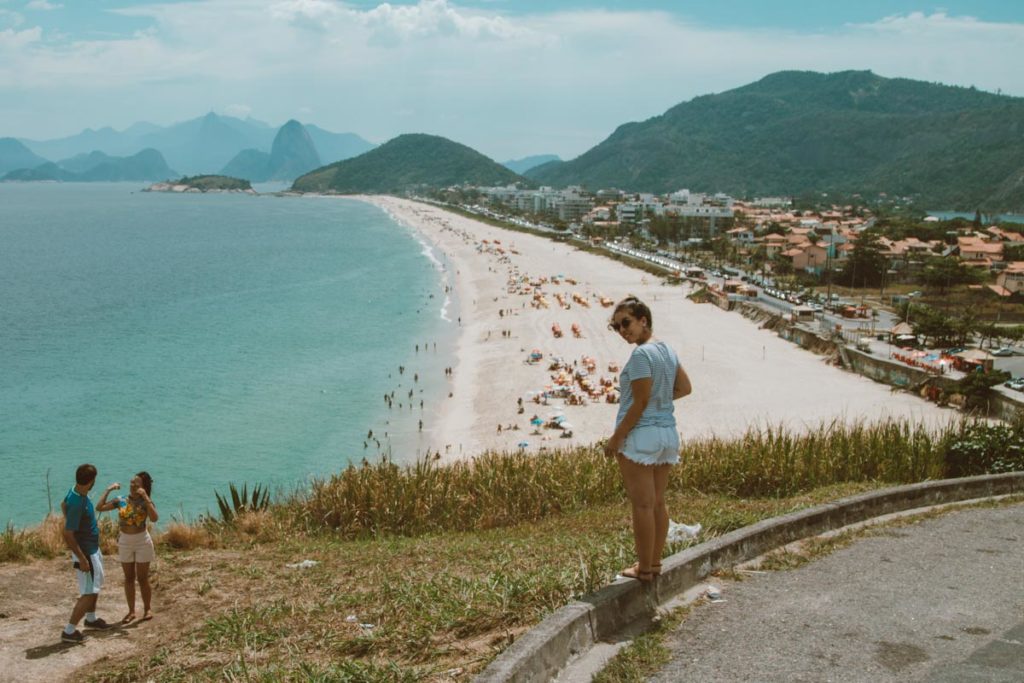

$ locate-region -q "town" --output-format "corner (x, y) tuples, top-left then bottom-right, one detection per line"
(424, 181), (1024, 413)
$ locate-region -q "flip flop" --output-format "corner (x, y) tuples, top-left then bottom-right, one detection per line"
(140, 612), (154, 622)
(121, 614), (136, 625)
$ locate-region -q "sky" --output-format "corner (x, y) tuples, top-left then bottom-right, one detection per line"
(2, 1), (1024, 160)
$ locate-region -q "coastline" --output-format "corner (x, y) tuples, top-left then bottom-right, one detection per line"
(357, 196), (957, 461)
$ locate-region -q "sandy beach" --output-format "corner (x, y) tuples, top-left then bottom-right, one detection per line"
(362, 196), (955, 460)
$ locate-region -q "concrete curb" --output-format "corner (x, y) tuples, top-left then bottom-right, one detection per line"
(474, 472), (1024, 683)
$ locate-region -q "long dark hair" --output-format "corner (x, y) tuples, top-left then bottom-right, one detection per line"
(135, 471), (153, 496)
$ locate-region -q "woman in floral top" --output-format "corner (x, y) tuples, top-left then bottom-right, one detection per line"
(114, 471), (159, 623)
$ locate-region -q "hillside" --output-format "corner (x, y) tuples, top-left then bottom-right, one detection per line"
(2, 148), (175, 182)
(528, 70), (1024, 210)
(292, 133), (528, 193)
(503, 154), (560, 174)
(222, 120), (323, 181)
(0, 138), (49, 175)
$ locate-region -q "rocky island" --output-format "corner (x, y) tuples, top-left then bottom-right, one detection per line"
(145, 174), (255, 193)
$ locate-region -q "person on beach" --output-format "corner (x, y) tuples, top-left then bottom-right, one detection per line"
(603, 296), (693, 582)
(113, 471), (159, 623)
(60, 463), (117, 642)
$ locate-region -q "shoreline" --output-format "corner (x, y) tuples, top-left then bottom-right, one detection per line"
(357, 196), (958, 461)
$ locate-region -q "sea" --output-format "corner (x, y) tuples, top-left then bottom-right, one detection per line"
(0, 182), (457, 528)
(926, 211), (1024, 225)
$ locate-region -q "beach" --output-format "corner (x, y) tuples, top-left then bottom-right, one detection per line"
(363, 196), (956, 460)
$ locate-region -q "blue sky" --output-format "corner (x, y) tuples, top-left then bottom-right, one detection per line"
(3, 1), (1024, 159)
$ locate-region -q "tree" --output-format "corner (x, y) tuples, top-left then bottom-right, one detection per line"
(957, 369), (1011, 412)
(918, 257), (979, 295)
(837, 232), (886, 288)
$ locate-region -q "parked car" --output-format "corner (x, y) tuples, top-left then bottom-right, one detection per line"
(1004, 378), (1024, 391)
(992, 347), (1015, 357)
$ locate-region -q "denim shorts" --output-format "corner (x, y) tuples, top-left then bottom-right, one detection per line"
(621, 425), (680, 466)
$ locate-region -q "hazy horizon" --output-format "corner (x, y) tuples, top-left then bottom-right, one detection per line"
(3, 1), (1024, 160)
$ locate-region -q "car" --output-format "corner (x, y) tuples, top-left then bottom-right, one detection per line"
(992, 347), (1014, 357)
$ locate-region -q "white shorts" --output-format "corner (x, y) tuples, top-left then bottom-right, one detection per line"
(118, 530), (156, 564)
(73, 551), (104, 595)
(621, 425), (680, 466)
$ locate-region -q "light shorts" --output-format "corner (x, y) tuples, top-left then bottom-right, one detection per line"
(73, 551), (104, 595)
(621, 425), (681, 466)
(118, 530), (156, 564)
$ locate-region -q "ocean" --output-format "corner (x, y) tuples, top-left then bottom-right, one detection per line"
(0, 183), (456, 528)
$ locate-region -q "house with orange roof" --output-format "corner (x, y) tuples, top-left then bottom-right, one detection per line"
(958, 236), (1004, 266)
(994, 261), (1024, 296)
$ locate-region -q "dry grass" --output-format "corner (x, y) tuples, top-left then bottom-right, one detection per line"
(158, 522), (216, 550)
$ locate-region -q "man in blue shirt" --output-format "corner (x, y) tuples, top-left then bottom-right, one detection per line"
(61, 463), (118, 642)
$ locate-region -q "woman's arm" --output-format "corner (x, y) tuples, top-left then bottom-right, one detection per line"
(604, 377), (652, 457)
(673, 364), (692, 399)
(137, 486), (159, 522)
(95, 483), (120, 512)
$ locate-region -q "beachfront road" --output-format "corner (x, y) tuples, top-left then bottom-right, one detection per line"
(651, 503), (1024, 682)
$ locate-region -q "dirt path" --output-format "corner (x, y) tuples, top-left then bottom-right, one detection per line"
(0, 551), (240, 682)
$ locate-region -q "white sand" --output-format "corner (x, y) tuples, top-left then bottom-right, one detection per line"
(362, 196), (956, 460)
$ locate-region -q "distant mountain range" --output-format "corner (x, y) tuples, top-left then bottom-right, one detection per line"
(528, 70), (1024, 211)
(221, 120), (322, 182)
(5, 113), (375, 179)
(293, 134), (527, 194)
(2, 147), (176, 182)
(502, 154), (560, 175)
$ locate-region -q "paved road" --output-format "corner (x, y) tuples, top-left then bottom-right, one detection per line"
(651, 503), (1024, 683)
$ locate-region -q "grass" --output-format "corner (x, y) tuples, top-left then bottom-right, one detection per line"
(3, 418), (1013, 681)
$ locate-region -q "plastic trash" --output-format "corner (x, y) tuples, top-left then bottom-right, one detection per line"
(344, 615), (359, 624)
(285, 559), (319, 569)
(667, 521), (702, 542)
(706, 585), (722, 601)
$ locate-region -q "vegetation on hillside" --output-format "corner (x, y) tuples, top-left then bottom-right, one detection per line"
(175, 174), (252, 191)
(529, 70), (1024, 211)
(292, 133), (530, 194)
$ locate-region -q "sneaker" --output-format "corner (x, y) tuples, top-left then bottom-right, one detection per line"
(84, 617), (112, 630)
(61, 629), (85, 643)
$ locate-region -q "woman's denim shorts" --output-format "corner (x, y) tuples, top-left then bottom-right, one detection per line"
(621, 425), (680, 466)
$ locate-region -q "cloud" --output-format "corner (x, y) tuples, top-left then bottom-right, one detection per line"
(2, 4), (1024, 157)
(25, 0), (62, 10)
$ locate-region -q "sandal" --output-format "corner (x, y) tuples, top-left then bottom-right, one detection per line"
(652, 563), (662, 576)
(121, 613), (136, 625)
(620, 563), (656, 582)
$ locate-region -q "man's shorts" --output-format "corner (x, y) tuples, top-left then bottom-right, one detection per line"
(621, 425), (681, 466)
(118, 530), (156, 564)
(73, 551), (104, 595)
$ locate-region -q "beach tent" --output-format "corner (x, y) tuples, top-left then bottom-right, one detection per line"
(889, 322), (914, 336)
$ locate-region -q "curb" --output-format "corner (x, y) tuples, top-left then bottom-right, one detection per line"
(474, 472), (1024, 683)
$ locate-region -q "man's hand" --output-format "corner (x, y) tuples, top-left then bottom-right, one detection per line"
(77, 553), (92, 574)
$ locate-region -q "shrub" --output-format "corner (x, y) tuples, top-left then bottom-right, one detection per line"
(942, 421), (1024, 476)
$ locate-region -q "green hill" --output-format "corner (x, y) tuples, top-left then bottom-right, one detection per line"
(0, 138), (49, 175)
(2, 148), (175, 182)
(292, 133), (527, 193)
(528, 70), (1024, 211)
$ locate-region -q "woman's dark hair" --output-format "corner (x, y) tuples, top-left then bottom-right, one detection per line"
(136, 471), (153, 496)
(612, 295), (653, 330)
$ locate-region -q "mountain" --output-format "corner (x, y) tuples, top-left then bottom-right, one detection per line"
(20, 126), (142, 160)
(221, 149), (273, 181)
(292, 133), (528, 193)
(2, 148), (175, 182)
(527, 70), (1024, 211)
(220, 120), (323, 181)
(266, 120), (321, 180)
(0, 138), (49, 175)
(502, 154), (560, 174)
(305, 125), (375, 164)
(58, 150), (118, 174)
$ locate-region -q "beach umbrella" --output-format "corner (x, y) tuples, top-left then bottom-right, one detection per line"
(530, 417), (543, 425)
(517, 441), (529, 448)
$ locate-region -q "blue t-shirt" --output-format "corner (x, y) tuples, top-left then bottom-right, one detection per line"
(64, 488), (99, 555)
(616, 341), (679, 429)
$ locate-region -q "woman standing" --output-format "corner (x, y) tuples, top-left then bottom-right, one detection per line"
(114, 472), (159, 622)
(603, 296), (693, 582)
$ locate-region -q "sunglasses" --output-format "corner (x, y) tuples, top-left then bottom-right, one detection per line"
(608, 317), (634, 332)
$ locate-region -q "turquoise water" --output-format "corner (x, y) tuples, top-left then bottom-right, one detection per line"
(1, 183), (455, 527)
(926, 211), (1024, 224)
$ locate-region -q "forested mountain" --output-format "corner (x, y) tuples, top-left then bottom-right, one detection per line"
(2, 148), (175, 182)
(0, 138), (49, 175)
(292, 134), (527, 193)
(528, 70), (1024, 210)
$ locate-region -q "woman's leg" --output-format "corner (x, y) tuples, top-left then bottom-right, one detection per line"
(137, 562), (153, 619)
(121, 562), (136, 621)
(651, 464), (672, 565)
(616, 453), (657, 573)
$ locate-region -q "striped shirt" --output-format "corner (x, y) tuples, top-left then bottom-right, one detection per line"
(615, 341), (679, 429)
